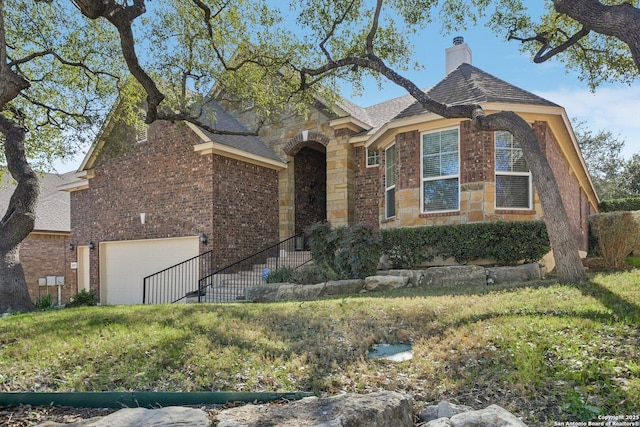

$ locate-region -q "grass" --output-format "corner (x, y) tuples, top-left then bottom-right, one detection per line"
(1, 270), (639, 425)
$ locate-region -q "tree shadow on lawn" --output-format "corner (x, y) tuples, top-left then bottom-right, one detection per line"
(575, 280), (640, 323)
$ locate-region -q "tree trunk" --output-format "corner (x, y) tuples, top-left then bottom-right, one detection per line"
(0, 247), (34, 313)
(482, 112), (587, 283)
(0, 115), (39, 313)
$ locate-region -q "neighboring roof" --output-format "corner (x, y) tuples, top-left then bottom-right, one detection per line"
(0, 170), (73, 232)
(198, 102), (283, 163)
(395, 63), (559, 120)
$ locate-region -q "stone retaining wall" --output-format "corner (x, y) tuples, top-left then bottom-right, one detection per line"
(245, 263), (545, 303)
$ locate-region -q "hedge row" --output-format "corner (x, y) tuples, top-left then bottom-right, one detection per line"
(599, 197), (640, 212)
(380, 220), (550, 268)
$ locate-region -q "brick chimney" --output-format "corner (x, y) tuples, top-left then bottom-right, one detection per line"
(445, 36), (472, 74)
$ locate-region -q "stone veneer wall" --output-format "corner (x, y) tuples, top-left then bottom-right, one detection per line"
(20, 233), (74, 304)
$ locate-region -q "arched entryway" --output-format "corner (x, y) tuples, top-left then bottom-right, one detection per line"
(294, 145), (326, 234)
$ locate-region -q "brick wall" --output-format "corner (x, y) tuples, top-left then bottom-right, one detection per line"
(364, 121), (547, 229)
(354, 146), (380, 227)
(71, 119), (279, 290)
(536, 121), (589, 251)
(211, 154), (279, 268)
(20, 233), (74, 304)
(460, 120), (493, 184)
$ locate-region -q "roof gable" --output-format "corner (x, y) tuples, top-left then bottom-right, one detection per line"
(198, 102), (283, 163)
(395, 63), (559, 120)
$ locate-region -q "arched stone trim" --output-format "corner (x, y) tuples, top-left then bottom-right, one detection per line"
(284, 131), (330, 156)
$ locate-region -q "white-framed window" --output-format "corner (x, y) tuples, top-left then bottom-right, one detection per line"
(135, 121), (148, 143)
(385, 145), (396, 219)
(495, 130), (532, 209)
(421, 128), (460, 213)
(366, 148), (380, 167)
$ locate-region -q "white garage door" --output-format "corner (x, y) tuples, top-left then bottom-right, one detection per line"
(100, 236), (199, 305)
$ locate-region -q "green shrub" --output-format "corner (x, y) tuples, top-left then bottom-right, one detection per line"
(306, 222), (338, 268)
(66, 289), (99, 308)
(306, 223), (382, 279)
(34, 294), (54, 310)
(599, 197), (640, 212)
(291, 264), (340, 285)
(381, 221), (550, 268)
(589, 211), (640, 269)
(266, 267), (294, 284)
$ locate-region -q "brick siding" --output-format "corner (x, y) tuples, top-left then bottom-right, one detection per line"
(354, 146), (381, 227)
(20, 233), (74, 304)
(71, 119), (279, 292)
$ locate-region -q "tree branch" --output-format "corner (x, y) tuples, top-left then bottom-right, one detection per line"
(509, 26), (591, 63)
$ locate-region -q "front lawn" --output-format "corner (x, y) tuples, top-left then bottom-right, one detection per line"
(1, 270), (638, 425)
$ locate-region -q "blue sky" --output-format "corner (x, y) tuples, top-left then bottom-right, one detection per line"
(344, 26), (640, 160)
(53, 8), (639, 173)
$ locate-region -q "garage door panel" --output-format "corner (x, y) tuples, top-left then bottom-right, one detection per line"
(100, 237), (199, 305)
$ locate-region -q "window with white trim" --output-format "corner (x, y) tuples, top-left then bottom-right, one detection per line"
(422, 128), (459, 213)
(385, 145), (396, 219)
(495, 130), (532, 209)
(366, 148), (379, 167)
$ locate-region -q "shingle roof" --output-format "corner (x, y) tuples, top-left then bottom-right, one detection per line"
(198, 102), (283, 162)
(0, 171), (73, 232)
(395, 63), (559, 120)
(335, 93), (416, 134)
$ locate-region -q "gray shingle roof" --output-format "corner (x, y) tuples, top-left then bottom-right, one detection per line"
(336, 93), (416, 134)
(0, 171), (73, 232)
(198, 102), (283, 162)
(395, 63), (559, 120)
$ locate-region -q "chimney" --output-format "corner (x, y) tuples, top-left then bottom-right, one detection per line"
(445, 36), (472, 74)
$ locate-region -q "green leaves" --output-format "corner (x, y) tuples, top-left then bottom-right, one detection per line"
(381, 220), (550, 267)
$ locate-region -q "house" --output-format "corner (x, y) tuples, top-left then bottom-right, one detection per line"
(0, 171), (75, 305)
(63, 38), (598, 305)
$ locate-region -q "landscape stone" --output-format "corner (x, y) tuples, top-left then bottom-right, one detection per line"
(214, 391), (413, 427)
(377, 270), (423, 286)
(244, 283), (281, 302)
(35, 406), (210, 427)
(425, 418), (454, 427)
(420, 401), (474, 422)
(364, 275), (409, 291)
(323, 279), (364, 296)
(449, 404), (527, 427)
(486, 264), (542, 285)
(421, 265), (486, 287)
(276, 283), (325, 301)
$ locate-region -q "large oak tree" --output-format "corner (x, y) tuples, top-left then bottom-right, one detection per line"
(5, 0), (639, 311)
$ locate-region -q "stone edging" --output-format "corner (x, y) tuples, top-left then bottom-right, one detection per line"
(245, 263), (545, 303)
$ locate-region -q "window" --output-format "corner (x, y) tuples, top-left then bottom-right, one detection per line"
(422, 128), (459, 213)
(385, 145), (396, 218)
(495, 131), (532, 209)
(366, 148), (380, 167)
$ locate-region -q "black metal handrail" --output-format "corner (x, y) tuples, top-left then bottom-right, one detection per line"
(143, 250), (214, 304)
(142, 234), (311, 304)
(183, 233), (311, 304)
